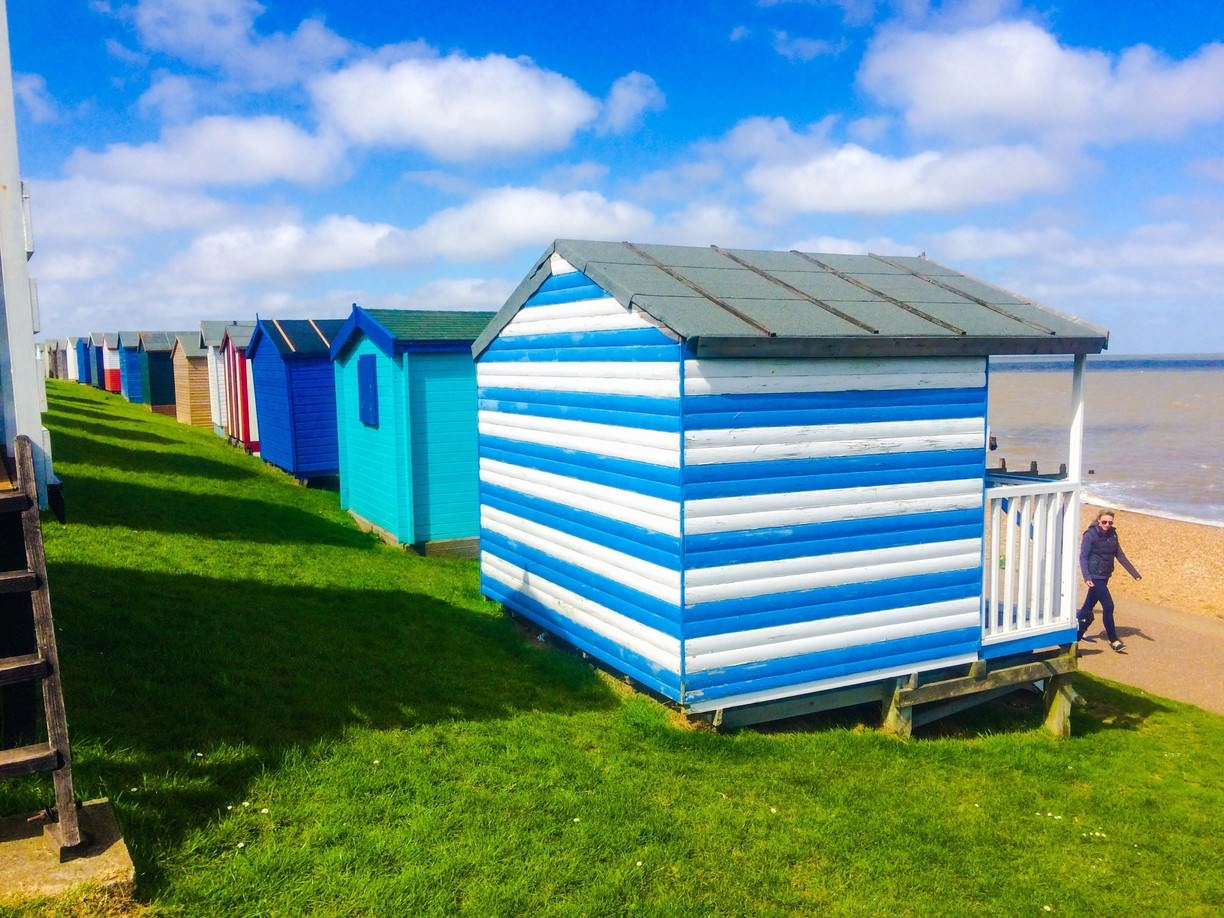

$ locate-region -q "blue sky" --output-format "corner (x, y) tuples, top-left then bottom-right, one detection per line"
(9, 0), (1224, 353)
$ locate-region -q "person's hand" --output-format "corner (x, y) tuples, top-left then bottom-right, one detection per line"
(1085, 579), (1093, 587)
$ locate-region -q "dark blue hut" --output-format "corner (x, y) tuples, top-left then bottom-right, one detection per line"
(74, 336), (92, 385)
(247, 317), (346, 479)
(117, 330), (145, 403)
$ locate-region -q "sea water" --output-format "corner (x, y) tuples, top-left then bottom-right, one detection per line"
(987, 355), (1224, 526)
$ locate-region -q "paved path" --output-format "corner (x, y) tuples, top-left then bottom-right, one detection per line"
(1076, 599), (1224, 715)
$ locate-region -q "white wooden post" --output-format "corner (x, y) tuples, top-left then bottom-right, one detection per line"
(0, 0), (52, 505)
(1062, 353), (1087, 624)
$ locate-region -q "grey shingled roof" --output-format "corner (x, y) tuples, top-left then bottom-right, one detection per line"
(473, 240), (1109, 359)
(201, 320), (254, 348)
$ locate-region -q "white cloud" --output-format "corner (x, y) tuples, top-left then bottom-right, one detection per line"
(163, 214), (405, 285)
(772, 31), (845, 61)
(404, 277), (516, 310)
(128, 0), (352, 89)
(14, 74), (59, 123)
(30, 177), (237, 241)
(925, 225), (1078, 260)
(746, 142), (1068, 214)
(1189, 159), (1224, 183)
(600, 72), (665, 134)
(861, 21), (1224, 144)
(788, 233), (909, 255)
(407, 187), (655, 260)
(137, 73), (199, 121)
(67, 116), (344, 186)
(654, 203), (762, 248)
(311, 51), (599, 160)
(34, 246), (128, 283)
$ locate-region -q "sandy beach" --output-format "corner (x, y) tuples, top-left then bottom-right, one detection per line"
(1079, 502), (1224, 620)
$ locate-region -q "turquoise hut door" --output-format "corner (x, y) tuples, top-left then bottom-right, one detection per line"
(407, 353), (480, 543)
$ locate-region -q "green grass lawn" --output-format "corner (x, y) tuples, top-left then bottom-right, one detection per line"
(3, 379), (1223, 916)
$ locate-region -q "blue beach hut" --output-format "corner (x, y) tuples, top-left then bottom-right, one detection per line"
(247, 317), (346, 479)
(472, 240), (1110, 730)
(330, 306), (495, 555)
(117, 330), (145, 403)
(74, 336), (92, 385)
(90, 333), (107, 389)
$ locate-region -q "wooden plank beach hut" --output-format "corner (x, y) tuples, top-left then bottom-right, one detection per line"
(202, 320), (249, 436)
(172, 333), (212, 427)
(74, 334), (92, 385)
(101, 332), (123, 392)
(63, 337), (79, 381)
(117, 330), (146, 403)
(330, 306), (495, 555)
(471, 239), (1109, 733)
(138, 331), (190, 415)
(247, 317), (346, 480)
(220, 322), (259, 452)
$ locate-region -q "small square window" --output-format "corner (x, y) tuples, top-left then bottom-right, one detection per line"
(358, 354), (378, 427)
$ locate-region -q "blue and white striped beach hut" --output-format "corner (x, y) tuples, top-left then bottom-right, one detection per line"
(247, 317), (345, 479)
(472, 240), (1109, 724)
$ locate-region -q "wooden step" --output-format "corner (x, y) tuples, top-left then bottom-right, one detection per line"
(0, 569), (39, 594)
(0, 490), (31, 515)
(0, 652), (49, 686)
(0, 742), (59, 778)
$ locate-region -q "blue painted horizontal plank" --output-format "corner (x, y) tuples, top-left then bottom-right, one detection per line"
(525, 277), (607, 305)
(479, 435), (682, 488)
(481, 535), (682, 636)
(478, 387), (680, 417)
(479, 397), (682, 433)
(481, 484), (681, 567)
(684, 400), (986, 430)
(682, 449), (984, 486)
(683, 632), (982, 702)
(683, 578), (979, 640)
(980, 628), (1076, 660)
(479, 442), (682, 502)
(684, 514), (982, 569)
(684, 387), (985, 415)
(683, 457), (983, 500)
(684, 568), (981, 624)
(481, 329), (675, 357)
(482, 574), (681, 701)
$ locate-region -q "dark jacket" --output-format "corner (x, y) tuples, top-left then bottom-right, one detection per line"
(1079, 524), (1141, 580)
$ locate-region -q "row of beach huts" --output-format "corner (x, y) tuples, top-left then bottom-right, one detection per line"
(38, 239), (1110, 727)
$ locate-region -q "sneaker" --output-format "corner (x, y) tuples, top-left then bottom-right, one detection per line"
(1081, 635), (1097, 643)
(1110, 640), (1126, 653)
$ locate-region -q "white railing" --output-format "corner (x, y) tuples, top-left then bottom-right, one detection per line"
(982, 475), (1079, 645)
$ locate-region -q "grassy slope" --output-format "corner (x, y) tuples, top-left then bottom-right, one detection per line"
(3, 380), (1222, 916)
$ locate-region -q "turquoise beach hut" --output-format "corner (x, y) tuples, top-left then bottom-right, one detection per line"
(472, 239), (1110, 731)
(329, 306), (495, 555)
(247, 316), (345, 480)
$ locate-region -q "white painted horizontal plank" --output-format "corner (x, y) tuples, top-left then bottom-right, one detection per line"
(684, 356), (985, 395)
(479, 360), (678, 381)
(500, 313), (648, 337)
(685, 491), (983, 535)
(685, 432), (983, 465)
(479, 410), (681, 467)
(685, 539), (982, 604)
(687, 604), (980, 672)
(508, 296), (627, 323)
(687, 478), (980, 519)
(682, 652), (979, 714)
(476, 374), (680, 398)
(482, 505), (681, 603)
(482, 552), (680, 668)
(687, 417), (982, 450)
(549, 253), (577, 275)
(480, 457), (681, 536)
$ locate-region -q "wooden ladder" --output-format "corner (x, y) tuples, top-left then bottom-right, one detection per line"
(0, 434), (80, 851)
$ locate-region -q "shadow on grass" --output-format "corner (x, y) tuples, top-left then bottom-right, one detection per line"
(59, 474), (361, 546)
(50, 414), (181, 445)
(1070, 674), (1172, 735)
(52, 431), (258, 482)
(45, 561), (617, 890)
(48, 403), (132, 424)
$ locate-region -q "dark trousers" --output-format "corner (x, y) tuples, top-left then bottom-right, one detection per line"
(1077, 577), (1118, 642)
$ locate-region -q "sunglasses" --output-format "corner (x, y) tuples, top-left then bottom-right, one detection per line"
(1099, 520), (1114, 527)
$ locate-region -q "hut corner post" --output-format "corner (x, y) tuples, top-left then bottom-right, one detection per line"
(0, 0), (53, 507)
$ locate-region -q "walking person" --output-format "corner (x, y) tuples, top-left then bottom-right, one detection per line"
(1077, 509), (1142, 652)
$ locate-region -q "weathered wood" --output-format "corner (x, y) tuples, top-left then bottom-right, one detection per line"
(8, 436), (80, 847)
(0, 569), (37, 593)
(0, 652), (48, 686)
(1043, 672), (1074, 737)
(881, 679), (914, 739)
(895, 654), (1077, 709)
(911, 685), (1020, 728)
(714, 681), (892, 729)
(0, 742), (57, 778)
